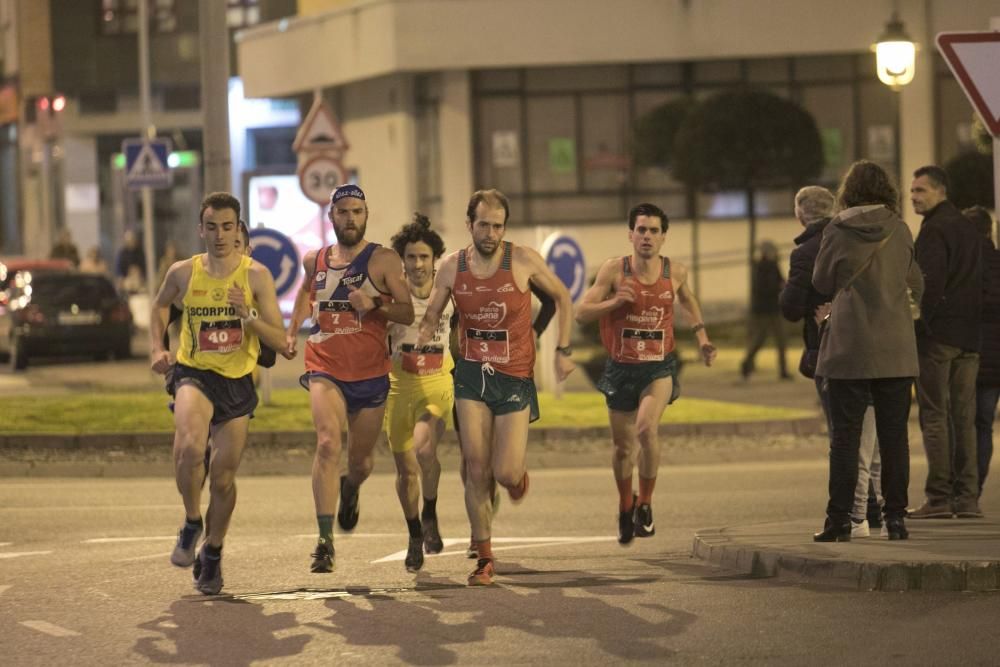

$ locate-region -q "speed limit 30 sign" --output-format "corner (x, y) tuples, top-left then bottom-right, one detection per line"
(298, 154), (346, 205)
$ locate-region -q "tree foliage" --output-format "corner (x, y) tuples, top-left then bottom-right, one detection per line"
(945, 149), (995, 210)
(632, 97), (696, 168)
(672, 89), (823, 190)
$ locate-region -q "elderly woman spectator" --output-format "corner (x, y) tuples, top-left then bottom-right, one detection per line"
(811, 160), (923, 542)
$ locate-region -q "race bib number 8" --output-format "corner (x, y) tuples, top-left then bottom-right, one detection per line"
(621, 328), (665, 361)
(465, 328), (510, 364)
(198, 319), (244, 353)
(317, 300), (358, 334)
(401, 344), (445, 376)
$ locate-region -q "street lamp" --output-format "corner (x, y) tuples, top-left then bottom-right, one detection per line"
(874, 12), (916, 90)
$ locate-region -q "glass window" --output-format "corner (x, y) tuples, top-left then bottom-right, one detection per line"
(800, 83), (855, 184)
(632, 63), (684, 87)
(693, 60), (742, 84)
(528, 194), (623, 223)
(632, 91), (686, 191)
(227, 0), (261, 28)
(475, 69), (521, 93)
(526, 96), (577, 193)
(748, 58), (790, 83)
(525, 65), (627, 92)
(937, 76), (977, 164)
(581, 94), (628, 191)
(100, 0), (176, 34)
(858, 79), (898, 176)
(794, 55), (854, 81)
(476, 97), (524, 195)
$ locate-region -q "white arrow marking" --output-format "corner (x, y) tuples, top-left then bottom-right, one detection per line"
(20, 621), (81, 637)
(571, 262), (585, 299)
(373, 536), (615, 563)
(0, 551), (52, 560)
(83, 536), (175, 544)
(277, 255), (296, 289)
(253, 235), (283, 252)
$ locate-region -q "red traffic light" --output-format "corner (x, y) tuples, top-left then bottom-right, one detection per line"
(37, 97), (49, 111)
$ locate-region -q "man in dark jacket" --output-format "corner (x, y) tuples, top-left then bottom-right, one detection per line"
(780, 186), (835, 392)
(740, 240), (789, 380)
(910, 165), (984, 519)
(966, 206), (1000, 498)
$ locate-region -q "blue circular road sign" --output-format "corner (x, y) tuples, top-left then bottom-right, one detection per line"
(249, 228), (300, 297)
(542, 234), (587, 302)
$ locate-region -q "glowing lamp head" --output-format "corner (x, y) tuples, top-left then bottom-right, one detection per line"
(874, 15), (916, 90)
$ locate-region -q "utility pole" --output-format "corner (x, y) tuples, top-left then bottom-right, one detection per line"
(199, 1), (232, 194)
(138, 0), (156, 300)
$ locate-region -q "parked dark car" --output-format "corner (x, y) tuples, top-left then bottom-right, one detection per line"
(0, 258), (74, 305)
(0, 270), (133, 370)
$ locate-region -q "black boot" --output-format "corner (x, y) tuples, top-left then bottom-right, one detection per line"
(884, 517), (909, 540)
(813, 518), (851, 542)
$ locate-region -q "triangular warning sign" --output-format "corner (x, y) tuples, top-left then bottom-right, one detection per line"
(936, 31), (1000, 137)
(127, 143), (168, 180)
(293, 95), (349, 154)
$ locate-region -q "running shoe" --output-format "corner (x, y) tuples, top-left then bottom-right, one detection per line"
(618, 493), (637, 546)
(466, 535), (478, 559)
(310, 540), (335, 573)
(422, 517), (444, 554)
(194, 547), (223, 595)
(337, 475), (360, 531)
(170, 522), (202, 567)
(634, 502), (656, 538)
(467, 557), (495, 586)
(405, 536), (424, 572)
(507, 470), (530, 503)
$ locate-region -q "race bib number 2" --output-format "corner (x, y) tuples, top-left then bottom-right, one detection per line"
(621, 328), (664, 361)
(401, 344), (444, 376)
(198, 319), (244, 353)
(465, 328), (510, 364)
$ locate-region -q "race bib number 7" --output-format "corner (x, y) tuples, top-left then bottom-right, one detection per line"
(317, 300), (359, 334)
(621, 328), (665, 362)
(401, 343), (444, 376)
(465, 328), (510, 364)
(198, 319), (244, 354)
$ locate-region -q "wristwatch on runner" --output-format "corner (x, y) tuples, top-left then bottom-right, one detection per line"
(556, 345), (573, 357)
(241, 307), (259, 324)
(371, 296), (384, 311)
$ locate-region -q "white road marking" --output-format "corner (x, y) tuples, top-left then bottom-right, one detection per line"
(293, 533), (398, 539)
(0, 585), (11, 595)
(83, 536), (175, 544)
(115, 552), (173, 563)
(0, 551), (52, 560)
(0, 542), (11, 547)
(372, 536), (616, 563)
(0, 505), (176, 513)
(20, 621), (81, 637)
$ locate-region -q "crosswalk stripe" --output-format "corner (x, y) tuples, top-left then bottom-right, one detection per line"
(20, 621), (81, 637)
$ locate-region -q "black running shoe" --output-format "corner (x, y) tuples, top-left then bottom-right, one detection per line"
(170, 522), (202, 567)
(618, 493), (637, 545)
(405, 536), (424, 572)
(337, 475), (360, 531)
(194, 547), (223, 595)
(634, 503), (656, 537)
(422, 517), (444, 554)
(310, 540), (335, 573)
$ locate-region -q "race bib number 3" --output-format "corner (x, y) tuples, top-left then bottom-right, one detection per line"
(198, 319), (244, 353)
(465, 328), (510, 364)
(621, 328), (665, 361)
(317, 300), (359, 334)
(401, 344), (445, 376)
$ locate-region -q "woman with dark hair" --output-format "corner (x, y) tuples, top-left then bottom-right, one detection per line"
(811, 160), (924, 541)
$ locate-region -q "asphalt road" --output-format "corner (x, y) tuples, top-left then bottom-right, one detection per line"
(3, 461), (999, 665)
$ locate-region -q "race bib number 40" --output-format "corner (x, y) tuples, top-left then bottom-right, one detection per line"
(465, 328), (509, 364)
(621, 328), (665, 361)
(401, 344), (445, 376)
(198, 319), (244, 353)
(317, 300), (360, 334)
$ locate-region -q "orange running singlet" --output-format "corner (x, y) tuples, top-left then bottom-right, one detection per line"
(304, 243), (390, 381)
(453, 241), (534, 378)
(599, 256), (676, 363)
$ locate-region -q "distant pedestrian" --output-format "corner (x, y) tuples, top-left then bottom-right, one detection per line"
(909, 165), (985, 520)
(116, 229), (146, 293)
(965, 205), (999, 499)
(50, 228), (80, 267)
(741, 240), (790, 380)
(811, 160), (923, 543)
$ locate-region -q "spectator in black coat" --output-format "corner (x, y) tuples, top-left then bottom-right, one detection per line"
(966, 206), (1000, 498)
(740, 240), (789, 380)
(910, 165), (985, 519)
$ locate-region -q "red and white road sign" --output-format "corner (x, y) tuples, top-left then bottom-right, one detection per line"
(298, 154), (346, 206)
(936, 31), (1000, 137)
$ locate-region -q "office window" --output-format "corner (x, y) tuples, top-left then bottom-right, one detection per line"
(100, 0), (176, 34)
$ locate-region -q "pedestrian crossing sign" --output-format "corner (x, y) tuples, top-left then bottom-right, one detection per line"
(122, 138), (173, 190)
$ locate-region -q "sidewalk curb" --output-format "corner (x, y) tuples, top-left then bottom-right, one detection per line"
(692, 527), (1000, 592)
(0, 416), (824, 450)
